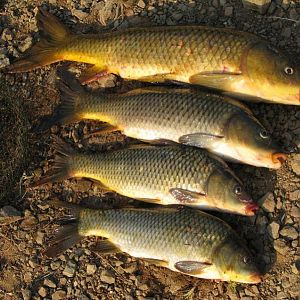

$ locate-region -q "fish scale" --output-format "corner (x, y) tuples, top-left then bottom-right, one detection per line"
(65, 27), (252, 79)
(79, 208), (231, 263)
(8, 9), (300, 105)
(46, 203), (261, 282)
(79, 90), (240, 140)
(71, 147), (217, 204)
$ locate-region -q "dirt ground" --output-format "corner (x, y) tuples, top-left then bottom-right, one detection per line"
(0, 0), (299, 299)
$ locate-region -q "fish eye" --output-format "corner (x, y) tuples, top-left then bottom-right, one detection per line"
(243, 256), (251, 264)
(284, 66), (294, 75)
(234, 185), (242, 195)
(259, 130), (269, 139)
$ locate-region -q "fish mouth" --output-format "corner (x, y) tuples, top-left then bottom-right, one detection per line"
(272, 152), (287, 169)
(245, 202), (259, 216)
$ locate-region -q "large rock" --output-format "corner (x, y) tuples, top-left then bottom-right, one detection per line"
(280, 226), (298, 240)
(100, 270), (115, 284)
(290, 154), (300, 176)
(242, 0), (271, 14)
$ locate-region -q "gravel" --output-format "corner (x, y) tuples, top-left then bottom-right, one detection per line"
(0, 0), (299, 299)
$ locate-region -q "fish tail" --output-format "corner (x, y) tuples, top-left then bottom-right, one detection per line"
(35, 70), (85, 132)
(6, 9), (71, 73)
(44, 199), (83, 257)
(32, 136), (76, 186)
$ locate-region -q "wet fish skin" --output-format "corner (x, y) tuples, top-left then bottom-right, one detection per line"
(6, 9), (300, 105)
(34, 140), (257, 216)
(46, 202), (262, 283)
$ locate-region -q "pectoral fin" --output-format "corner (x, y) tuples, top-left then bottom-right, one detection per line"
(179, 133), (224, 148)
(142, 258), (169, 267)
(92, 239), (121, 254)
(189, 72), (242, 90)
(169, 188), (206, 204)
(174, 261), (212, 275)
(79, 65), (109, 84)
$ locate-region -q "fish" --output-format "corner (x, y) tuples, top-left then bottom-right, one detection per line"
(33, 138), (258, 216)
(40, 72), (286, 169)
(45, 200), (262, 284)
(6, 9), (300, 105)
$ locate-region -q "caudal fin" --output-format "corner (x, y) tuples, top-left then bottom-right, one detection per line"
(6, 9), (70, 73)
(32, 136), (75, 186)
(45, 199), (83, 257)
(35, 70), (85, 132)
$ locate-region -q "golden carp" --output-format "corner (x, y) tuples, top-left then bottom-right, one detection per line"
(45, 200), (262, 283)
(6, 9), (300, 105)
(41, 73), (286, 169)
(34, 138), (258, 216)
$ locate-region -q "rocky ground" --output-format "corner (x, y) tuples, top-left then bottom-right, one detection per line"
(0, 0), (299, 299)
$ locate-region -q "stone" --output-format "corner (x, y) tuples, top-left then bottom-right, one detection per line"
(52, 290), (67, 300)
(50, 261), (61, 270)
(86, 264), (97, 275)
(137, 0), (145, 8)
(21, 289), (31, 300)
(18, 36), (32, 53)
(44, 278), (57, 288)
(280, 226), (298, 240)
(224, 6), (233, 16)
(72, 9), (89, 20)
(0, 205), (21, 216)
(290, 206), (300, 218)
(274, 239), (289, 255)
(291, 154), (300, 175)
(281, 27), (292, 38)
(20, 216), (37, 230)
(124, 262), (138, 273)
(242, 0), (271, 14)
(261, 192), (275, 212)
(0, 205), (22, 225)
(256, 214), (268, 233)
(0, 57), (9, 69)
(35, 231), (44, 245)
(1, 28), (13, 41)
(289, 190), (300, 201)
(38, 286), (47, 297)
(267, 221), (280, 239)
(100, 270), (115, 284)
(172, 12), (183, 21)
(63, 261), (76, 277)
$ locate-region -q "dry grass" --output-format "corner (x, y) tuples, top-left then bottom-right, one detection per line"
(0, 79), (29, 205)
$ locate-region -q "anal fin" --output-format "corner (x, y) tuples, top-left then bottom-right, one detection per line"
(142, 258), (168, 267)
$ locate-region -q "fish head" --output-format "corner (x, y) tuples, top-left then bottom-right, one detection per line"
(224, 113), (286, 169)
(206, 169), (257, 216)
(214, 238), (262, 284)
(243, 42), (300, 105)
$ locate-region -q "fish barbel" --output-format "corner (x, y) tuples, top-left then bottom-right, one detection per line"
(6, 9), (300, 105)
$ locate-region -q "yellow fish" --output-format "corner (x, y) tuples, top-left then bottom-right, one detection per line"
(7, 9), (300, 105)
